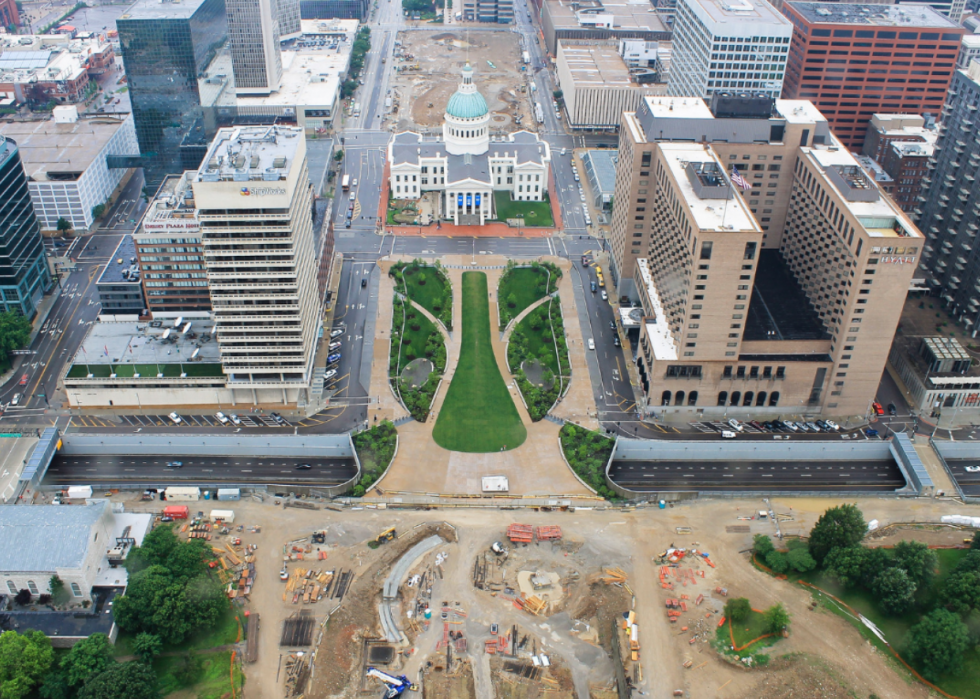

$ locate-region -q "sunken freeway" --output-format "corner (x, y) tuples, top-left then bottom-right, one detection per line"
(47, 454), (357, 488)
(607, 458), (907, 492)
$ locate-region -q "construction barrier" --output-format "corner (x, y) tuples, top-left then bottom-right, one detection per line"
(727, 609), (776, 652)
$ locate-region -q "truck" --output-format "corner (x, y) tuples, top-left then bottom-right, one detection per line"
(522, 51), (530, 64)
(534, 102), (544, 124)
(66, 485), (93, 500)
(163, 505), (190, 520)
(342, 174), (350, 191)
(366, 668), (416, 697)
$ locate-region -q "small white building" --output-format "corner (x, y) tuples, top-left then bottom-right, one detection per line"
(388, 63), (551, 225)
(0, 501), (151, 602)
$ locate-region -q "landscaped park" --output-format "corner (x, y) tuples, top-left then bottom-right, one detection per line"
(432, 272), (527, 452)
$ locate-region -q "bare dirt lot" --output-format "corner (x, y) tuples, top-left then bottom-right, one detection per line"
(388, 30), (535, 134)
(108, 494), (980, 699)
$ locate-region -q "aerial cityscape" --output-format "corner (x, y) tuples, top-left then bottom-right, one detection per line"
(2, 0), (980, 696)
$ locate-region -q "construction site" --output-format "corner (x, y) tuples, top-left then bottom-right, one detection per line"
(387, 30), (536, 134)
(102, 492), (980, 699)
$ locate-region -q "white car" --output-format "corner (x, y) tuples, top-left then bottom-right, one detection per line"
(965, 466), (980, 473)
(330, 328), (344, 338)
(349, 192), (356, 201)
(214, 412), (229, 425)
(601, 290), (608, 300)
(11, 393), (21, 406)
(329, 341), (342, 351)
(323, 369), (338, 381)
(727, 418), (744, 432)
(824, 420), (839, 431)
(588, 338), (595, 350)
(168, 412), (182, 424)
(229, 414), (242, 425)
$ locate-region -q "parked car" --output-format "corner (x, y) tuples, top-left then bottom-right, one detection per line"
(749, 420), (764, 431)
(590, 281), (597, 293)
(780, 420), (798, 432)
(872, 401), (884, 415)
(865, 428), (879, 438)
(613, 336), (620, 347)
(229, 414), (242, 425)
(601, 290), (608, 300)
(330, 328), (344, 338)
(329, 341), (342, 351)
(214, 412), (230, 425)
(323, 369), (337, 380)
(609, 321), (615, 330)
(727, 418), (744, 432)
(168, 412), (182, 424)
(270, 412), (285, 424)
(328, 353), (342, 364)
(823, 420), (839, 431)
(887, 403), (897, 416)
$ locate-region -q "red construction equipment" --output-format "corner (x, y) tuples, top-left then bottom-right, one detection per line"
(536, 525), (562, 541)
(506, 524), (534, 543)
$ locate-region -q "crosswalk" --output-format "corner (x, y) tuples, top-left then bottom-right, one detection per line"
(115, 414), (292, 428)
(689, 421), (768, 434)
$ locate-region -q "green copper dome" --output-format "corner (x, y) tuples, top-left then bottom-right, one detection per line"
(445, 63), (488, 119)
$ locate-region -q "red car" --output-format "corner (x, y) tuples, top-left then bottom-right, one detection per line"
(872, 401), (884, 416)
(19, 374), (27, 386)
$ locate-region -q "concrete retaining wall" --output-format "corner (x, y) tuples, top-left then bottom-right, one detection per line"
(60, 433), (355, 458)
(931, 439), (980, 503)
(611, 438), (893, 461)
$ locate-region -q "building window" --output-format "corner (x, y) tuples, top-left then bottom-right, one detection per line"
(756, 391), (767, 406)
(717, 391), (728, 406)
(730, 391), (741, 406)
(5, 581), (15, 595)
(27, 581), (38, 595)
(688, 391), (698, 406)
(71, 582), (82, 597)
(769, 391), (780, 406)
(700, 241), (712, 260)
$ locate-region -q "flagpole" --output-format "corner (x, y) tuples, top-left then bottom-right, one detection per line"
(722, 169), (732, 229)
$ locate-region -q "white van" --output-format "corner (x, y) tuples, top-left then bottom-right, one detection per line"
(721, 430), (737, 439)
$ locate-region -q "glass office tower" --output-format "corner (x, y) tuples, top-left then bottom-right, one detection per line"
(118, 0), (237, 189)
(0, 137), (53, 318)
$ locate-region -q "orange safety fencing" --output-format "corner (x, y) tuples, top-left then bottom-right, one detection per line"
(727, 609), (776, 652)
(230, 650), (237, 699)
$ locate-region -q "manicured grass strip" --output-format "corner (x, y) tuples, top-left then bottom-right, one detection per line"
(433, 272), (526, 453)
(391, 300), (441, 375)
(400, 265), (451, 327)
(498, 267), (549, 328)
(493, 191), (554, 227)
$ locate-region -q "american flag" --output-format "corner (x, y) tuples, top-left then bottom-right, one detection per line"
(730, 166), (753, 192)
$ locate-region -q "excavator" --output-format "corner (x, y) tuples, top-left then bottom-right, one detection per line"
(366, 668), (416, 697)
(374, 527), (397, 545)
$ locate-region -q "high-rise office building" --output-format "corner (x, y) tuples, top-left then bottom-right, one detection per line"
(781, 3), (963, 150)
(228, 0), (283, 95)
(0, 136), (53, 318)
(666, 0), (792, 100)
(278, 0), (302, 39)
(191, 126), (321, 402)
(610, 95), (921, 417)
(915, 61), (980, 327)
(118, 0), (235, 188)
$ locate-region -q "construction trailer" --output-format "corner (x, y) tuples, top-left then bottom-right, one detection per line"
(163, 505), (190, 519)
(209, 509), (235, 524)
(164, 486), (201, 501)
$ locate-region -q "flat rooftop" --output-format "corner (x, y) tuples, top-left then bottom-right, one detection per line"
(643, 96), (714, 120)
(298, 18), (358, 35)
(121, 0), (211, 21)
(776, 100), (826, 125)
(237, 50), (346, 110)
(558, 42), (633, 86)
(685, 0), (792, 31)
(545, 0), (670, 32)
(136, 173), (200, 234)
(71, 319), (221, 368)
(98, 235), (139, 285)
(0, 115), (132, 181)
(636, 258), (677, 361)
(583, 149), (618, 194)
(744, 249), (830, 342)
(659, 143), (757, 233)
(805, 147), (921, 238)
(786, 2), (959, 28)
(197, 125), (303, 182)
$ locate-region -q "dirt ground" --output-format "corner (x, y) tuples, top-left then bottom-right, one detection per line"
(106, 494), (980, 699)
(389, 30), (535, 134)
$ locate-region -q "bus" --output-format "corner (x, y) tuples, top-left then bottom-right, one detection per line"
(342, 174), (350, 191)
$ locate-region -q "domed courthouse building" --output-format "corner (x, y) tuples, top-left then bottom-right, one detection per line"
(388, 63), (552, 225)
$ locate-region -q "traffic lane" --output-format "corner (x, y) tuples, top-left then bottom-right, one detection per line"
(943, 460), (980, 496)
(876, 369), (913, 417)
(608, 459), (907, 491)
(46, 455), (357, 485)
(575, 261), (634, 410)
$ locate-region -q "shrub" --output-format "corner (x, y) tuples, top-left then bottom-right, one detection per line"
(725, 597), (752, 622)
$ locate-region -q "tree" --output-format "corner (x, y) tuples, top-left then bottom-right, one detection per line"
(56, 217), (72, 234)
(971, 531), (980, 550)
(724, 597), (752, 622)
(91, 203), (106, 220)
(860, 547), (892, 589)
(0, 311), (31, 369)
(906, 608), (970, 682)
(0, 630), (54, 699)
(765, 549), (789, 574)
(873, 567), (917, 615)
(131, 634), (162, 664)
(37, 670), (70, 699)
(786, 545), (817, 573)
(825, 546), (868, 587)
(14, 589), (31, 606)
(942, 550), (980, 614)
(808, 504), (866, 565)
(48, 575), (69, 606)
(62, 633), (114, 687)
(78, 662), (159, 699)
(753, 534), (776, 558)
(893, 540), (937, 588)
(763, 603), (790, 634)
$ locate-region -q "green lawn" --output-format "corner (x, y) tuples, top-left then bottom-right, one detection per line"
(729, 609), (773, 648)
(433, 272), (526, 452)
(493, 191), (554, 227)
(512, 300), (569, 375)
(390, 299), (444, 376)
(153, 649), (244, 699)
(497, 267), (550, 328)
(398, 264), (452, 329)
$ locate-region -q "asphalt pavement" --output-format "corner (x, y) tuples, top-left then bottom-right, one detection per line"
(47, 455), (357, 486)
(608, 458), (907, 492)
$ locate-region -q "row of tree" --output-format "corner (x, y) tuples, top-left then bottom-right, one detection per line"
(341, 27), (372, 99)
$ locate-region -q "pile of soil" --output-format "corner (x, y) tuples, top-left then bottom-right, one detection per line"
(739, 654), (856, 699)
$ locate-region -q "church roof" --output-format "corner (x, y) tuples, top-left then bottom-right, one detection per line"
(445, 63), (488, 119)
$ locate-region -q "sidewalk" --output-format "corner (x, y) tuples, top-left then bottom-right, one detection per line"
(913, 442), (957, 498)
(388, 222), (554, 238)
(367, 263), (410, 424)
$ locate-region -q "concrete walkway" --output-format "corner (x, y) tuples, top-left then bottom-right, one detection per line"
(368, 255), (592, 496)
(367, 265), (410, 424)
(548, 257), (599, 429)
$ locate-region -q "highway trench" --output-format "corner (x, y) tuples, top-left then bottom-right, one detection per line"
(46, 455), (358, 486)
(608, 459), (907, 492)
(942, 460), (980, 496)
